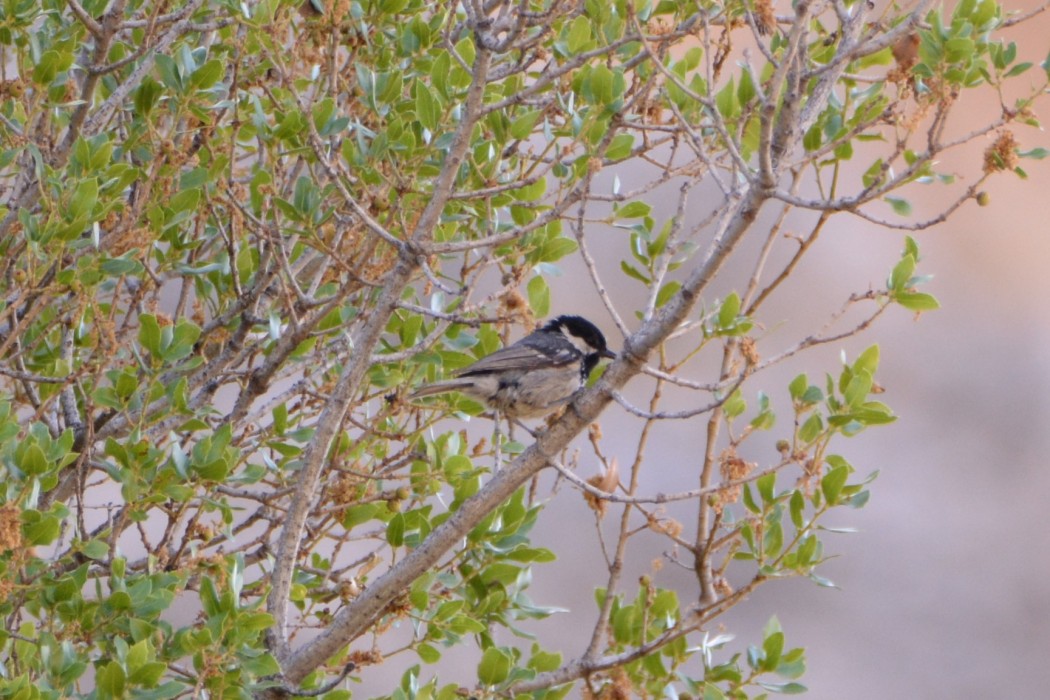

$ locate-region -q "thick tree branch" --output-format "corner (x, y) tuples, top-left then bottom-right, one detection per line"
(266, 30), (496, 670)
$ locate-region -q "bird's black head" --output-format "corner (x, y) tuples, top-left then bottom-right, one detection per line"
(543, 315), (616, 375)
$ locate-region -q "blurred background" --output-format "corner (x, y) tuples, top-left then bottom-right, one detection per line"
(517, 7), (1050, 699)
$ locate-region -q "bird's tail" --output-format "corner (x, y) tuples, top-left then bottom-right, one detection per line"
(409, 378), (473, 399)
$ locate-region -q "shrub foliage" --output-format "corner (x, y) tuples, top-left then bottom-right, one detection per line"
(0, 0), (1045, 698)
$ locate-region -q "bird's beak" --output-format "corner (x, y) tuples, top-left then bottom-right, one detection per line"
(601, 349), (616, 360)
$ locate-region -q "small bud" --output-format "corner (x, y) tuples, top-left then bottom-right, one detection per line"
(595, 459), (619, 493)
(583, 459), (619, 517)
(891, 32), (920, 69)
(976, 191), (990, 206)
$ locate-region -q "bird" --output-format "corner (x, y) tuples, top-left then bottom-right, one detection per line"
(410, 315), (616, 419)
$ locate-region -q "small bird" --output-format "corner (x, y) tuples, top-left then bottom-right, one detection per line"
(410, 315), (616, 419)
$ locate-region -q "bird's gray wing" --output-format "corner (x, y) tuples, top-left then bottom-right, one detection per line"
(455, 341), (575, 376)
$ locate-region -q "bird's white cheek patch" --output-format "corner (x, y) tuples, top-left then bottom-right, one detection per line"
(560, 326), (593, 354)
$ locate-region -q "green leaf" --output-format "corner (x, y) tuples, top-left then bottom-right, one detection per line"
(718, 292), (741, 328)
(242, 653), (281, 678)
(606, 133), (634, 160)
(129, 661), (167, 687)
(796, 534), (818, 567)
(756, 472), (775, 504)
(762, 631), (784, 671)
(540, 237), (577, 262)
(69, 178), (98, 221)
(509, 110), (542, 139)
(527, 276), (551, 317)
(821, 464), (850, 504)
(750, 392), (775, 430)
(849, 489), (871, 509)
(164, 320), (201, 361)
(890, 254), (915, 291)
(507, 546), (556, 563)
(1018, 147), (1049, 159)
(566, 15), (593, 54)
(32, 49), (71, 85)
(757, 681), (808, 694)
(843, 370), (872, 407)
(477, 647), (512, 685)
(703, 685), (729, 700)
(168, 187), (200, 215)
(417, 643), (441, 663)
(528, 648), (562, 672)
(723, 389), (745, 418)
(715, 78), (739, 119)
(20, 443), (48, 474)
(155, 54), (182, 91)
(512, 178), (546, 202)
(127, 640), (149, 670)
(742, 486), (760, 515)
(647, 221), (671, 257)
(787, 376), (808, 404)
(799, 413), (823, 443)
(737, 69), (756, 105)
(455, 35), (476, 65)
(862, 158), (885, 188)
(586, 65), (615, 105)
(852, 345), (879, 378)
(944, 37), (975, 62)
(82, 539), (110, 561)
(238, 612), (275, 631)
(764, 520), (784, 558)
(803, 123), (822, 151)
(387, 513), (406, 546)
(23, 510), (61, 546)
(1004, 61), (1033, 78)
(886, 197), (912, 216)
(342, 503), (379, 529)
(481, 562), (521, 586)
(789, 490), (805, 529)
(972, 0), (999, 26)
(655, 280), (681, 308)
(858, 46), (893, 69)
(190, 59), (224, 89)
(616, 201), (651, 219)
(620, 260), (650, 284)
(809, 572), (838, 588)
(895, 291), (941, 311)
(903, 235), (920, 260)
(415, 82), (441, 131)
(97, 661), (126, 697)
(199, 575), (221, 617)
(101, 256), (144, 276)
